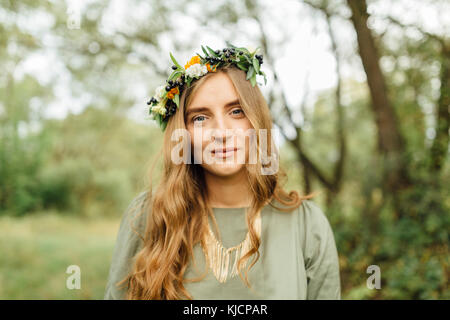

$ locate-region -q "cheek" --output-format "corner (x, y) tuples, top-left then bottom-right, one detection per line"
(238, 120), (254, 149)
(189, 127), (213, 154)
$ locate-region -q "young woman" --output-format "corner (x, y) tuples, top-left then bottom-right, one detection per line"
(104, 46), (341, 300)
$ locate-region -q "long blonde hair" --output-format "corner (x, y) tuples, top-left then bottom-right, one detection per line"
(118, 65), (317, 299)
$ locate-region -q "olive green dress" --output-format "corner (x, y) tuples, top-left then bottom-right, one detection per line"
(103, 191), (341, 300)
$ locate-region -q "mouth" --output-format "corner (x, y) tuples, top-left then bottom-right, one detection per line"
(211, 147), (239, 158)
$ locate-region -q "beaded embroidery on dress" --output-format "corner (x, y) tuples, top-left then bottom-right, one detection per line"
(202, 209), (262, 283)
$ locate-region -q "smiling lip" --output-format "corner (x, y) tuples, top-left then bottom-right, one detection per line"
(212, 148), (238, 157)
(212, 147), (238, 153)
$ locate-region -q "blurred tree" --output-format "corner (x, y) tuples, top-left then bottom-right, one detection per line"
(0, 0), (448, 299)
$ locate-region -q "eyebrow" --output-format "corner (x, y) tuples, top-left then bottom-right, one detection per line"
(186, 99), (241, 117)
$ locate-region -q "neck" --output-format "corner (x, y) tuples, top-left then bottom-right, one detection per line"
(204, 170), (252, 208)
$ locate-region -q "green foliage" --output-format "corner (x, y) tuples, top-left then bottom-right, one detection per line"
(0, 0), (448, 300)
(282, 74), (449, 299)
(169, 52), (183, 70)
(0, 213), (119, 299)
(1, 106), (163, 218)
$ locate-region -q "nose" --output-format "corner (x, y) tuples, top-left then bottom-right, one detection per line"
(211, 127), (234, 145)
(210, 117), (234, 145)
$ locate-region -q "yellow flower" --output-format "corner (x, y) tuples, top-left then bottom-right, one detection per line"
(206, 63), (217, 72)
(167, 86), (179, 99)
(184, 55), (201, 69)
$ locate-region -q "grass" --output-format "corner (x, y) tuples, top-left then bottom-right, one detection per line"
(0, 211), (120, 299)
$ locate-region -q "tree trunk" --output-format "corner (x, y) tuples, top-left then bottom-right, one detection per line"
(430, 46), (450, 172)
(347, 0), (412, 202)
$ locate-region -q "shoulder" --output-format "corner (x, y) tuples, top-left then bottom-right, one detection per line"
(297, 199), (337, 264)
(267, 197), (332, 235)
(111, 190), (152, 267)
(297, 199), (332, 233)
(118, 190), (152, 241)
(104, 190), (152, 300)
(126, 190), (150, 212)
(268, 197), (330, 226)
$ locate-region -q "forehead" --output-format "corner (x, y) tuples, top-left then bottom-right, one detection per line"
(187, 73), (239, 108)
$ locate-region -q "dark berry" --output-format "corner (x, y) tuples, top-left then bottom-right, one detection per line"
(171, 65), (177, 70)
(166, 86), (171, 91)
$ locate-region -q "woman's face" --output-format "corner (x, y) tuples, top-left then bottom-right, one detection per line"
(185, 72), (253, 178)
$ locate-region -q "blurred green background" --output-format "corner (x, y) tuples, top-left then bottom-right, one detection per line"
(0, 0), (448, 299)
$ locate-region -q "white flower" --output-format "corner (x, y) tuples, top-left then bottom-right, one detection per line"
(185, 63), (208, 78)
(151, 103), (166, 116)
(151, 105), (160, 114)
(154, 85), (166, 102)
(247, 45), (259, 55)
(158, 106), (166, 115)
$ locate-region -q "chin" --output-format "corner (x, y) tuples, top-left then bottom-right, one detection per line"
(204, 163), (246, 177)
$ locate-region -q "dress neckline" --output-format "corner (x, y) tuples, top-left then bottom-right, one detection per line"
(212, 206), (249, 210)
(211, 197), (274, 211)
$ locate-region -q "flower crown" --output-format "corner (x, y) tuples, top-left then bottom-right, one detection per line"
(146, 42), (267, 131)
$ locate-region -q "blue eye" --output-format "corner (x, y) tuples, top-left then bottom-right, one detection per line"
(192, 109), (243, 123)
(193, 115), (206, 122)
